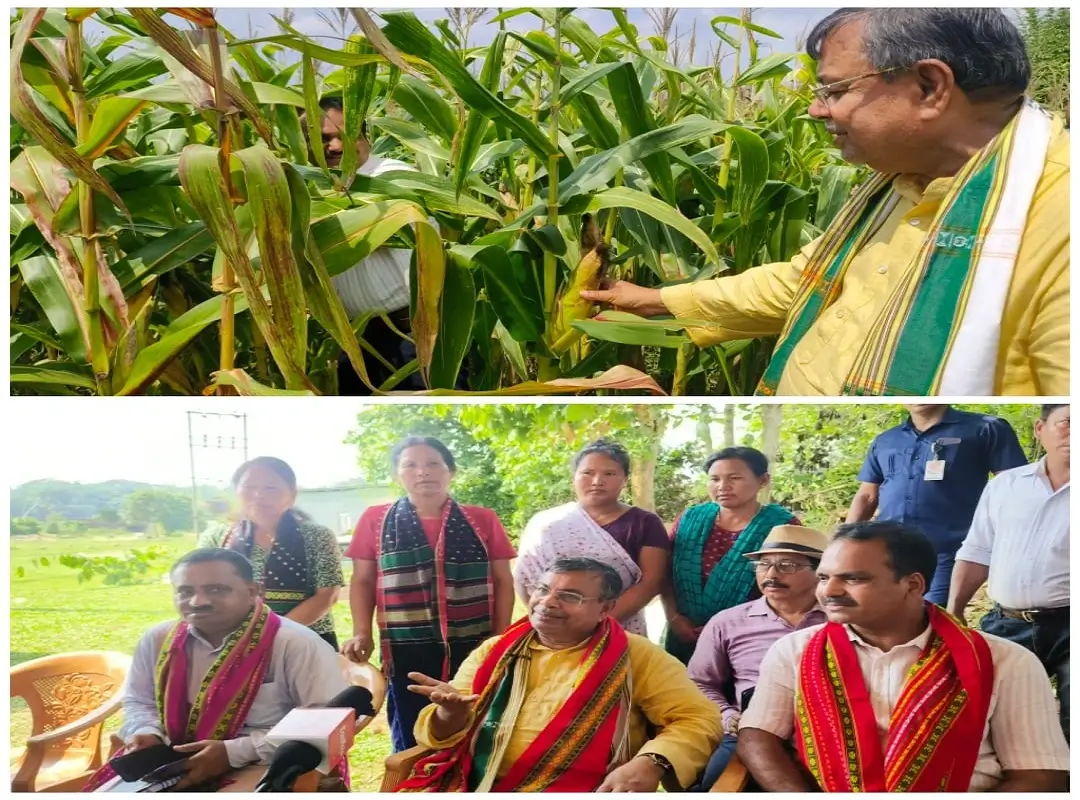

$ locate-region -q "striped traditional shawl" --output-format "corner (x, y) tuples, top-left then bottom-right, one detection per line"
(378, 497), (493, 680)
(795, 604), (994, 792)
(396, 616), (632, 793)
(758, 101), (1054, 396)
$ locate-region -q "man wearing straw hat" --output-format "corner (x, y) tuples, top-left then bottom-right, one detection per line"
(687, 525), (828, 790)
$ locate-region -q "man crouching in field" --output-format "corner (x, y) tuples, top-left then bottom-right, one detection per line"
(83, 549), (346, 791)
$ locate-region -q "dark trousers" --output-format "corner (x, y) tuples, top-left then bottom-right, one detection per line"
(336, 311), (427, 395)
(924, 547), (957, 606)
(386, 673), (432, 753)
(980, 606), (1070, 741)
(694, 734), (739, 791)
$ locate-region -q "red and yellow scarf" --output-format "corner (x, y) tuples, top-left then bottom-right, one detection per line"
(795, 604), (993, 792)
(396, 616), (631, 793)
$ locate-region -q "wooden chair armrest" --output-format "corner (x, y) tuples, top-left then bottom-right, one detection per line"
(380, 746), (432, 792)
(710, 752), (749, 793)
(25, 694), (123, 746)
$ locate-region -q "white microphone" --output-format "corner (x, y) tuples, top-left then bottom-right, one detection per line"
(255, 686), (374, 792)
(263, 706), (357, 775)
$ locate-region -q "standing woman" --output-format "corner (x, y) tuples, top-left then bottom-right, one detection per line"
(197, 456), (345, 649)
(341, 436), (516, 753)
(513, 439), (670, 636)
(661, 447), (799, 664)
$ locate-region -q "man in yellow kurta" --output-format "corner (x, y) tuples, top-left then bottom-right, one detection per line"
(394, 557), (722, 792)
(583, 9), (1068, 396)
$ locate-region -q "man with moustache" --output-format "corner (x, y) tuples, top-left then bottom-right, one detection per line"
(949, 404), (1070, 741)
(687, 526), (829, 790)
(303, 97), (427, 394)
(396, 558), (722, 793)
(846, 404), (1027, 605)
(580, 9), (1069, 396)
(735, 522), (1069, 792)
(83, 549), (347, 791)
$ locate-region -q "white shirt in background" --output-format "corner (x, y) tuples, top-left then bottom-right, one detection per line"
(955, 458), (1069, 609)
(741, 622), (1070, 792)
(330, 154), (416, 316)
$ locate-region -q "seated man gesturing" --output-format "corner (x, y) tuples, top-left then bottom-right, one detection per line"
(397, 557), (722, 792)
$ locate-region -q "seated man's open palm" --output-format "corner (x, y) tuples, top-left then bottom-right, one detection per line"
(405, 671), (478, 708)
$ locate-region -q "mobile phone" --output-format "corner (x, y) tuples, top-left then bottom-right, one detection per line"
(109, 743), (188, 782)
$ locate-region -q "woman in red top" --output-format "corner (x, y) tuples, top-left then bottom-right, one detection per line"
(341, 436), (515, 753)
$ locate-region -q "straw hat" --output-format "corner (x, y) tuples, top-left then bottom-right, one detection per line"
(743, 525), (830, 559)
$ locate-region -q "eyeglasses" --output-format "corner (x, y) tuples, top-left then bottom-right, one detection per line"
(811, 67), (904, 104)
(753, 560), (814, 574)
(529, 584), (604, 607)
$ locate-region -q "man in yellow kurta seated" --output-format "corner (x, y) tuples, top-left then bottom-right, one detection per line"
(582, 9), (1068, 397)
(395, 557), (723, 792)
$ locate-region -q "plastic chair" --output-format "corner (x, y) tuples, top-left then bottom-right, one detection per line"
(11, 651), (132, 792)
(337, 655), (387, 734)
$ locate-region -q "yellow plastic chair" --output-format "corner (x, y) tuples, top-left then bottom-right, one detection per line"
(11, 651), (131, 792)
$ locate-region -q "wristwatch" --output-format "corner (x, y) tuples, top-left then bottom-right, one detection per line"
(638, 752), (673, 773)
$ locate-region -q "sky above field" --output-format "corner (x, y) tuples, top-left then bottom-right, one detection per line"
(77, 7), (841, 67)
(209, 7), (834, 57)
(8, 400), (732, 490)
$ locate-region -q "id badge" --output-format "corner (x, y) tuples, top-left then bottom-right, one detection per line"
(924, 459), (946, 481)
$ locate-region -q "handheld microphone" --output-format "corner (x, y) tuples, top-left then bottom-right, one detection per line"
(324, 685), (377, 717)
(253, 741), (322, 793)
(255, 685), (376, 791)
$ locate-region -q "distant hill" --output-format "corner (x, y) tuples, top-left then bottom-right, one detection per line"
(10, 479), (226, 521)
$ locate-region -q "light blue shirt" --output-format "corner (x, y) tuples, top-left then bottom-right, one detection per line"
(121, 615), (348, 768)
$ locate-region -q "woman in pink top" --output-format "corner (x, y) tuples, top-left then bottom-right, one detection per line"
(340, 436), (516, 752)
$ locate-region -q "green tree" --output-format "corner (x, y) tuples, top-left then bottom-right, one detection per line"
(10, 517), (41, 536)
(121, 489), (192, 533)
(1019, 8), (1070, 118)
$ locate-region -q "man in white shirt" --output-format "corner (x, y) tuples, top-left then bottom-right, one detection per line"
(92, 549), (347, 790)
(306, 97), (430, 394)
(949, 403), (1070, 740)
(737, 521), (1068, 793)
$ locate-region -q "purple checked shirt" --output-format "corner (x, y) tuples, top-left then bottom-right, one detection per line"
(687, 596), (828, 728)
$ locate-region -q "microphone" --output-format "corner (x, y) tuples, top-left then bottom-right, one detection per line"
(254, 686), (377, 792)
(253, 741), (322, 793)
(324, 685), (377, 717)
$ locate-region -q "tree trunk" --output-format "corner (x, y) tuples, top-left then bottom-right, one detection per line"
(630, 406), (666, 511)
(696, 404), (714, 453)
(723, 404), (736, 448)
(759, 404), (783, 503)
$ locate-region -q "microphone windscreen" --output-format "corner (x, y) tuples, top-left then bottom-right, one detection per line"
(267, 740), (323, 774)
(326, 685), (376, 717)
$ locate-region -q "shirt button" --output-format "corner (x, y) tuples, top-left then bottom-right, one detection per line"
(836, 308), (847, 319)
(909, 218), (921, 227)
(877, 265), (888, 274)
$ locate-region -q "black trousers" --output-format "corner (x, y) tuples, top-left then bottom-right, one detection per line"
(336, 310), (427, 395)
(981, 606), (1070, 741)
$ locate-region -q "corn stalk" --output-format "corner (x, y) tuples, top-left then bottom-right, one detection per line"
(65, 13), (110, 394)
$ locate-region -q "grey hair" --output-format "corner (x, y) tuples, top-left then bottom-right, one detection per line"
(544, 557), (624, 601)
(807, 9), (1030, 104)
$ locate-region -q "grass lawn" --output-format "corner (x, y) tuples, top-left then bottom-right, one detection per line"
(10, 533), (390, 792)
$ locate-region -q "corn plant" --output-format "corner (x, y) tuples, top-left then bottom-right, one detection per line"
(10, 7), (853, 396)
